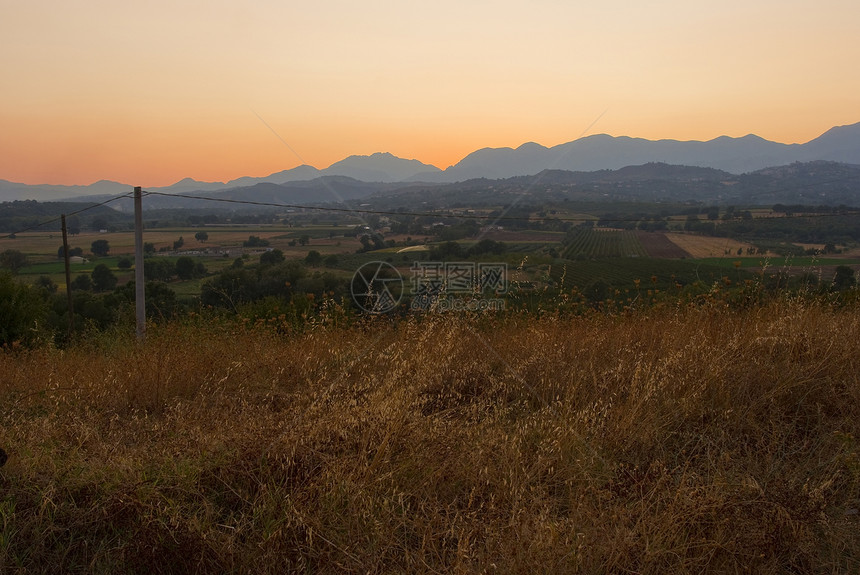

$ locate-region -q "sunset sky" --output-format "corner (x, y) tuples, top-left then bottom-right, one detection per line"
(2, 0), (859, 187)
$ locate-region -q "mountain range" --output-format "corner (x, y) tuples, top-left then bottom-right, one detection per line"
(2, 122), (859, 202)
(3, 161), (860, 234)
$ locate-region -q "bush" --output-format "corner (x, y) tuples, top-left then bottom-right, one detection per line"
(91, 264), (117, 292)
(305, 250), (323, 267)
(0, 271), (48, 347)
(259, 250), (285, 266)
(175, 256), (197, 280)
(71, 274), (93, 291)
(243, 235), (270, 248)
(90, 239), (110, 257)
(0, 249), (28, 273)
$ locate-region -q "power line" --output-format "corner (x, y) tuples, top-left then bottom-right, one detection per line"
(0, 192), (134, 240)
(3, 183), (860, 242)
(141, 189), (860, 224)
(142, 189), (572, 221)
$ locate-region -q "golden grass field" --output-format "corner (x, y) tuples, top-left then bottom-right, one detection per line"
(1, 301), (859, 573)
(662, 233), (760, 258)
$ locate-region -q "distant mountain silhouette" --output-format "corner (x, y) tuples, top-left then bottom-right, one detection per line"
(2, 122), (858, 201)
(324, 152), (442, 182)
(0, 179), (127, 202)
(402, 123), (860, 182)
(9, 160), (860, 211)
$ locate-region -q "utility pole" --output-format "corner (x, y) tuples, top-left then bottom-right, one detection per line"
(134, 186), (146, 340)
(61, 214), (75, 338)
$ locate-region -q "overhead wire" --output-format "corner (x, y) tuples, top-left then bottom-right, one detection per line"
(3, 174), (860, 241)
(140, 189), (860, 224)
(0, 192), (135, 240)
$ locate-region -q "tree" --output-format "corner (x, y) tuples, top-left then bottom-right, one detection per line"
(144, 242), (156, 255)
(298, 235), (310, 246)
(91, 239), (110, 257)
(0, 271), (48, 348)
(67, 216), (81, 236)
(194, 231), (209, 243)
(35, 275), (58, 294)
(91, 264), (117, 292)
(259, 249), (285, 266)
(175, 256), (197, 280)
(173, 236), (185, 250)
(144, 258), (175, 282)
(117, 257), (132, 269)
(243, 235), (270, 248)
(71, 274), (93, 291)
(305, 250), (323, 267)
(833, 265), (856, 291)
(0, 250), (28, 273)
(358, 234), (386, 253)
(117, 280), (180, 320)
(58, 246), (83, 259)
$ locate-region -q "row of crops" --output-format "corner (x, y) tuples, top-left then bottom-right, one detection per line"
(561, 229), (648, 259)
(545, 258), (747, 291)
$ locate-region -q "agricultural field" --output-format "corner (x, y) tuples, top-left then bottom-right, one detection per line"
(478, 230), (567, 243)
(4, 217), (860, 309)
(1, 226), (367, 289)
(543, 257), (749, 293)
(561, 229), (647, 259)
(0, 226), (364, 260)
(662, 233), (759, 258)
(634, 231), (690, 258)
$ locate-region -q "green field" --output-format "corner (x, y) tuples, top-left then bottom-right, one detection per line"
(4, 223), (858, 306)
(561, 229), (647, 259)
(698, 256), (860, 269)
(543, 257), (751, 291)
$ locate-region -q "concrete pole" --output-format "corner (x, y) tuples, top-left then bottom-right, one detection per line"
(61, 214), (75, 338)
(134, 186), (146, 340)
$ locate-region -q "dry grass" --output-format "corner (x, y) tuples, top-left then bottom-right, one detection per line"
(1, 303), (860, 573)
(663, 233), (759, 258)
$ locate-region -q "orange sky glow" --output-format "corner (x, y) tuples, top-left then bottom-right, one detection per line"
(2, 0), (859, 187)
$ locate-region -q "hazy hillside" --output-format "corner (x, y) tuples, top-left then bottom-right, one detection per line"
(375, 161), (860, 207)
(0, 179), (128, 202)
(324, 152), (442, 182)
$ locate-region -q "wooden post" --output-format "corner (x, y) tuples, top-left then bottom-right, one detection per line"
(134, 186), (146, 340)
(61, 214), (75, 338)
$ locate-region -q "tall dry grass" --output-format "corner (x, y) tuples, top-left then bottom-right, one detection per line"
(1, 301), (859, 573)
